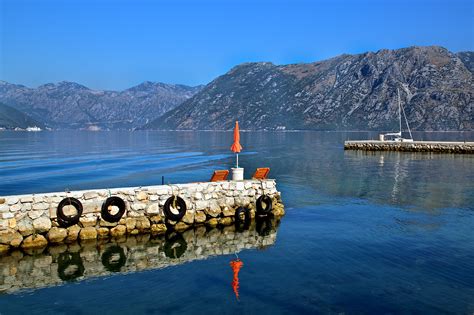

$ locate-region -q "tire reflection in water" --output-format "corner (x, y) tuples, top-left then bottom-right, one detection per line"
(57, 252), (85, 281)
(101, 245), (127, 272)
(164, 231), (188, 259)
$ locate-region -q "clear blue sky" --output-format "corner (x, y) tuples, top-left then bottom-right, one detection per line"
(1, 0), (473, 90)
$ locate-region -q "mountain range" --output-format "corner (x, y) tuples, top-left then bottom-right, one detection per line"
(1, 46), (473, 131)
(147, 46), (473, 131)
(0, 81), (202, 130)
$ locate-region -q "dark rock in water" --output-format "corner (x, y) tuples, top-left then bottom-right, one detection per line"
(0, 80), (203, 130)
(145, 46), (473, 131)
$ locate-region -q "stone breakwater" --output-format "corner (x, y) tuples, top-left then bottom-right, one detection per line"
(0, 179), (284, 253)
(344, 140), (474, 153)
(0, 219), (280, 293)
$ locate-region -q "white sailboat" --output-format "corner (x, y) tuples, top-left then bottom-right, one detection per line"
(380, 88), (413, 142)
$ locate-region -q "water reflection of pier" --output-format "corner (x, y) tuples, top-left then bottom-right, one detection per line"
(0, 216), (281, 294)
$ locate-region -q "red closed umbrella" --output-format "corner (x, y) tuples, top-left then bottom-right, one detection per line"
(230, 121), (243, 167)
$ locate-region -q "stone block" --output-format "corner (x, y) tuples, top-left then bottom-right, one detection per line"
(125, 218), (136, 231)
(110, 225), (126, 237)
(27, 210), (44, 220)
(175, 222), (189, 232)
(195, 200), (209, 211)
(194, 211), (207, 223)
(32, 203), (49, 210)
(79, 227), (97, 240)
(33, 196), (45, 203)
(21, 235), (48, 249)
(151, 224), (167, 235)
(131, 203), (146, 211)
(7, 197), (19, 206)
(0, 244), (9, 255)
(21, 203), (32, 211)
(9, 204), (22, 212)
(17, 218), (34, 237)
(135, 217), (150, 232)
(149, 215), (163, 224)
(205, 200), (221, 217)
(182, 211), (194, 224)
(83, 192), (98, 200)
(1, 212), (14, 219)
(47, 227), (67, 243)
(66, 225), (81, 242)
(219, 217), (233, 226)
(136, 191), (148, 201)
(206, 218), (218, 228)
(146, 203), (160, 215)
(0, 229), (22, 246)
(79, 217), (97, 227)
(8, 218), (16, 229)
(97, 227), (109, 238)
(99, 219), (117, 227)
(222, 207), (235, 217)
(32, 216), (51, 233)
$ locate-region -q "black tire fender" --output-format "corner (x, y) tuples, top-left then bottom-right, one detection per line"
(256, 195), (273, 215)
(101, 196), (126, 223)
(234, 206), (250, 232)
(57, 197), (83, 228)
(163, 196), (187, 222)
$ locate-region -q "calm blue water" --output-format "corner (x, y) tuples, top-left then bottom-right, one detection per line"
(0, 131), (473, 314)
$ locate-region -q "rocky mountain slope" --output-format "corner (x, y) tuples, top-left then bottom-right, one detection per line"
(145, 46), (473, 131)
(0, 102), (44, 129)
(0, 81), (202, 130)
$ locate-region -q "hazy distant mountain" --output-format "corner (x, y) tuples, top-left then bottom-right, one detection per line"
(0, 102), (44, 129)
(145, 46), (473, 131)
(0, 81), (203, 130)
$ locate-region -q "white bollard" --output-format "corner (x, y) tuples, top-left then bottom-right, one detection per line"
(231, 167), (244, 180)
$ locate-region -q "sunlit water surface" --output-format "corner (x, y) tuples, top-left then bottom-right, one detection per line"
(0, 131), (473, 314)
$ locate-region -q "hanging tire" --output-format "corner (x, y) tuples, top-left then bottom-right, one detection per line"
(101, 196), (126, 223)
(101, 245), (127, 272)
(235, 207), (250, 232)
(256, 195), (273, 215)
(163, 196), (187, 221)
(57, 197), (83, 228)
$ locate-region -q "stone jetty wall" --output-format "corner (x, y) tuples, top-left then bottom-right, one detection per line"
(0, 180), (284, 253)
(344, 140), (474, 153)
(0, 219), (280, 293)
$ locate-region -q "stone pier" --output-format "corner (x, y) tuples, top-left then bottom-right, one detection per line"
(0, 179), (284, 253)
(344, 140), (474, 153)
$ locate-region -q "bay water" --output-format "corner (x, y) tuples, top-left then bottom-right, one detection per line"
(0, 131), (473, 314)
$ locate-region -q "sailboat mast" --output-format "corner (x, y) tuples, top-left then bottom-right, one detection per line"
(397, 88), (402, 136)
